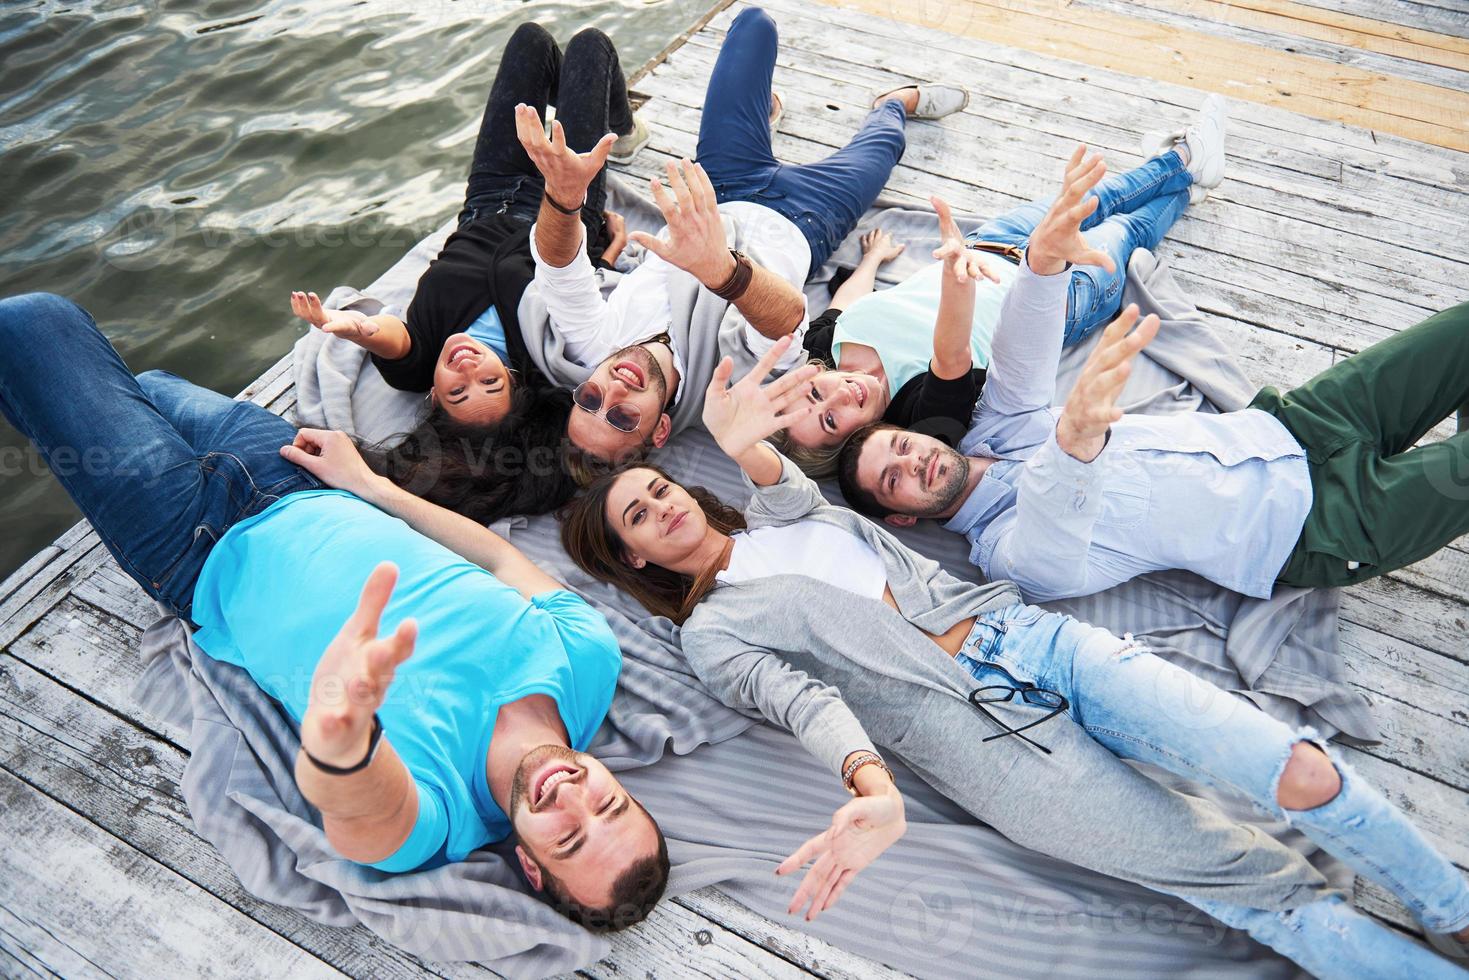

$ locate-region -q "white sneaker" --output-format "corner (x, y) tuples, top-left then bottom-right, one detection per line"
(871, 83), (969, 120)
(1139, 94), (1227, 205)
(1183, 94), (1227, 192)
(1140, 127), (1206, 204)
(609, 112), (650, 165)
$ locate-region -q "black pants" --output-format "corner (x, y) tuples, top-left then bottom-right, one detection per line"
(459, 22), (634, 254)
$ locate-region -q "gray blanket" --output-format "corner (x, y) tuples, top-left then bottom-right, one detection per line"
(134, 187), (1372, 978)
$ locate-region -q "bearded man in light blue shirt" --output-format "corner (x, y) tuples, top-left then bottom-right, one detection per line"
(836, 151), (1469, 603)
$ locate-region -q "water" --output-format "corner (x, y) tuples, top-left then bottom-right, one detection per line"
(0, 0), (713, 579)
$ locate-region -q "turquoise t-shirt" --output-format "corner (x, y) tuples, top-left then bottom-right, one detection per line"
(465, 304), (509, 361)
(189, 489), (621, 872)
(830, 257), (1020, 398)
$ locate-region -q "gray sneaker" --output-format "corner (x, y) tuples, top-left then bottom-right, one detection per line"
(871, 83), (969, 120)
(609, 112), (650, 165)
(1140, 94), (1227, 205)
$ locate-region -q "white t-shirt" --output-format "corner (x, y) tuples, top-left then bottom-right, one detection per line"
(529, 201), (810, 406)
(717, 521), (887, 600)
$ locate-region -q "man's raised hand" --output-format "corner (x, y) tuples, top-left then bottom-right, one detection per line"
(1025, 145), (1115, 277)
(299, 563), (417, 769)
(513, 103), (616, 207)
(702, 335), (819, 458)
(1055, 304), (1159, 462)
(931, 195), (1000, 287)
(629, 159), (737, 288)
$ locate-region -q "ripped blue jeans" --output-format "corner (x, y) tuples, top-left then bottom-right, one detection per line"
(958, 604), (1469, 978)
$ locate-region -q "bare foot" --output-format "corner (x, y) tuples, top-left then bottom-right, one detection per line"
(874, 86), (921, 114)
(770, 90), (783, 125)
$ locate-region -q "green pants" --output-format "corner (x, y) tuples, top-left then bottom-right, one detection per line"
(1250, 300), (1469, 590)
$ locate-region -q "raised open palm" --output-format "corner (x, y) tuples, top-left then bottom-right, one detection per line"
(1056, 303), (1160, 462)
(290, 291), (377, 340)
(513, 103), (615, 206)
(300, 562), (417, 768)
(703, 335), (820, 457)
(776, 791), (906, 921)
(1025, 145), (1116, 275)
(930, 195), (1001, 286)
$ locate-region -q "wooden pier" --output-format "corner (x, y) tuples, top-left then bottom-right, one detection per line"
(3, 0), (1466, 975)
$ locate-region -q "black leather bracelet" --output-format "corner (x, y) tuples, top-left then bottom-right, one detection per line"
(543, 189), (585, 216)
(303, 714), (384, 776)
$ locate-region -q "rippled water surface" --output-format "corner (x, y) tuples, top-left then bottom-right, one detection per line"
(0, 0), (713, 578)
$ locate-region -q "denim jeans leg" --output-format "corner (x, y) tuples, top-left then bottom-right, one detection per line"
(1089, 150), (1193, 220)
(1063, 189), (1190, 344)
(1043, 616), (1469, 937)
(760, 101), (908, 274)
(460, 22), (562, 225)
(136, 371), (321, 497)
(559, 27), (635, 251)
(1193, 895), (1462, 980)
(696, 6), (781, 192)
(0, 295), (224, 610)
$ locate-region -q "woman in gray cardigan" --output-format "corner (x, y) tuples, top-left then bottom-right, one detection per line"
(559, 335), (1469, 978)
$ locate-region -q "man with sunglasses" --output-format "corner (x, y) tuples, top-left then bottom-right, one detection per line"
(513, 7), (969, 468)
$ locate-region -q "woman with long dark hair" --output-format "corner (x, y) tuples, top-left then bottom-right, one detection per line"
(290, 21), (639, 429)
(558, 334), (1469, 976)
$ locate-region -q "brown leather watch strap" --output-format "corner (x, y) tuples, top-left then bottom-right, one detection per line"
(711, 250), (754, 302)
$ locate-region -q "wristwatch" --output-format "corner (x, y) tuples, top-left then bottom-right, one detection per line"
(303, 714), (384, 776)
(711, 249), (754, 302)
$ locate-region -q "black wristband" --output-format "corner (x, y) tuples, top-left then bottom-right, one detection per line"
(543, 189), (585, 216)
(303, 714), (383, 776)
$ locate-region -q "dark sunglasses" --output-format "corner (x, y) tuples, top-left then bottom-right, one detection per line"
(967, 662), (1069, 755)
(572, 380), (641, 433)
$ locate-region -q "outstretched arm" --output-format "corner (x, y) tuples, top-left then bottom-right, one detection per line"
(827, 228), (906, 313)
(682, 631), (905, 922)
(981, 146), (1115, 418)
(702, 335), (820, 486)
(295, 563), (423, 865)
(928, 196), (1002, 381)
(515, 103), (617, 271)
(290, 290), (411, 361)
(996, 304), (1161, 601)
(281, 430), (564, 601)
(631, 159), (806, 340)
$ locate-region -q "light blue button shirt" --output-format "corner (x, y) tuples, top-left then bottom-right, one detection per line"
(942, 262), (1313, 602)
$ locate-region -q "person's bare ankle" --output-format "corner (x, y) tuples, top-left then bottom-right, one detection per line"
(875, 86), (920, 114)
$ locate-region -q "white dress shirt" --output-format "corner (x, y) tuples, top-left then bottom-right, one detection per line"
(529, 201), (810, 406)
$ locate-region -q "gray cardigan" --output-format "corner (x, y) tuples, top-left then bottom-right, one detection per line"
(680, 451), (1022, 775)
(677, 451), (1335, 913)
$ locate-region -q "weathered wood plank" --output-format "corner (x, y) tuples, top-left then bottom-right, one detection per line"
(0, 654), (489, 980)
(0, 766), (347, 980)
(745, 0), (1469, 179)
(1077, 0), (1469, 90)
(1295, 0), (1469, 40)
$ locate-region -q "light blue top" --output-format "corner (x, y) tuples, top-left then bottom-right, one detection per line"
(190, 490), (621, 871)
(465, 304), (509, 360)
(830, 257), (1019, 396)
(943, 262), (1313, 602)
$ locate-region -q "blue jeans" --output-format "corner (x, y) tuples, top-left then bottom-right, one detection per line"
(0, 293), (320, 619)
(971, 152), (1193, 345)
(697, 7), (906, 277)
(957, 603), (1469, 979)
